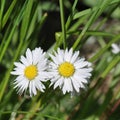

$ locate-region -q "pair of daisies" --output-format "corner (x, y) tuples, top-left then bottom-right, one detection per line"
(11, 47), (93, 97)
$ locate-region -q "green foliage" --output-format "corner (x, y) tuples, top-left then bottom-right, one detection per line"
(0, 0), (120, 119)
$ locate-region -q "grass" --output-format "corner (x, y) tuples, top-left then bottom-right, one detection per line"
(0, 0), (120, 120)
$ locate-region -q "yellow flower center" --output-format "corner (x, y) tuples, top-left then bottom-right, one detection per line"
(24, 65), (38, 80)
(58, 62), (75, 77)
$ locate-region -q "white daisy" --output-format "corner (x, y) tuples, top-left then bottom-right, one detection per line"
(49, 48), (92, 95)
(111, 43), (120, 54)
(11, 47), (49, 97)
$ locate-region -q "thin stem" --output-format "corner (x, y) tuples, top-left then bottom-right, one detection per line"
(59, 0), (66, 49)
(0, 0), (5, 30)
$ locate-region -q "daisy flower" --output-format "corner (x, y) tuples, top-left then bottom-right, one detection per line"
(11, 47), (49, 97)
(49, 48), (92, 95)
(111, 43), (120, 54)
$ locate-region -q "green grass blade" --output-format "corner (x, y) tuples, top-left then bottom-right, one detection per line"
(72, 0), (112, 49)
(67, 30), (115, 37)
(89, 34), (120, 62)
(65, 0), (78, 29)
(101, 56), (120, 78)
(73, 8), (95, 20)
(2, 0), (17, 28)
(0, 1), (27, 62)
(59, 0), (66, 49)
(0, 0), (5, 29)
(20, 0), (33, 41)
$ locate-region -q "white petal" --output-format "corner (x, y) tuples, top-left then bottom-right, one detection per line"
(50, 74), (60, 84)
(58, 77), (64, 88)
(64, 49), (68, 61)
(37, 72), (48, 81)
(32, 81), (37, 95)
(14, 75), (24, 83)
(54, 77), (64, 89)
(67, 78), (73, 92)
(62, 78), (73, 94)
(49, 62), (58, 69)
(14, 78), (29, 94)
(71, 77), (80, 92)
(64, 48), (73, 62)
(34, 79), (45, 92)
(49, 54), (59, 65)
(32, 48), (45, 65)
(20, 56), (29, 66)
(74, 61), (90, 69)
(57, 48), (64, 63)
(26, 48), (33, 64)
(73, 75), (86, 88)
(70, 51), (79, 63)
(11, 69), (24, 75)
(14, 62), (25, 69)
(37, 60), (47, 71)
(29, 81), (37, 96)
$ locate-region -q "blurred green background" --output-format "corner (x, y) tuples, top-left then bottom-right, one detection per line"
(0, 0), (120, 120)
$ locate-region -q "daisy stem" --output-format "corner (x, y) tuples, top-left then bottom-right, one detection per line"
(59, 0), (66, 49)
